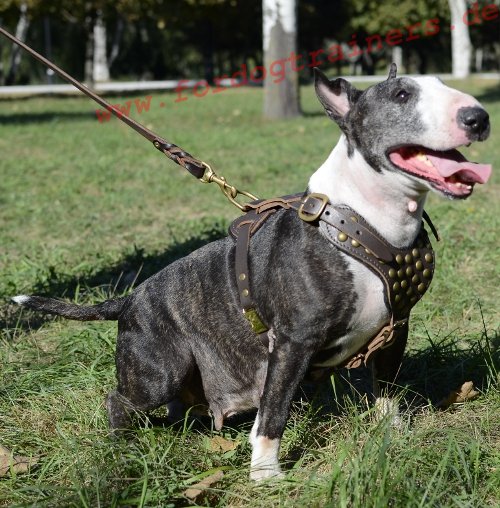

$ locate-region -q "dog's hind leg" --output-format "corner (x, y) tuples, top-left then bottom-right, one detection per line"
(250, 340), (315, 481)
(371, 322), (409, 426)
(107, 329), (194, 433)
(106, 390), (138, 430)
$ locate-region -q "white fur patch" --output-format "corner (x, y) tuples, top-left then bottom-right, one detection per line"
(312, 256), (388, 368)
(413, 76), (481, 150)
(374, 396), (402, 428)
(249, 413), (283, 481)
(250, 436), (283, 481)
(12, 295), (30, 305)
(308, 138), (427, 248)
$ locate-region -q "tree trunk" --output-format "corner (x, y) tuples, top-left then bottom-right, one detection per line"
(84, 7), (96, 86)
(391, 46), (403, 73)
(448, 0), (471, 78)
(5, 2), (29, 86)
(108, 16), (125, 69)
(263, 0), (300, 119)
(43, 17), (54, 84)
(93, 9), (109, 82)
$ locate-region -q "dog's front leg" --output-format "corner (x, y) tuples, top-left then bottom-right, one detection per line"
(371, 322), (409, 426)
(250, 340), (314, 481)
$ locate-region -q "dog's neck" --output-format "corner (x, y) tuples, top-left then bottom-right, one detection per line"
(308, 136), (429, 248)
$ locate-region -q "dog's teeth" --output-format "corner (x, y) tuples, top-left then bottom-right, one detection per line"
(416, 152), (433, 167)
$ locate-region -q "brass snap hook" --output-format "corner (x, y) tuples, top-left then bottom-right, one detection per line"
(200, 162), (259, 211)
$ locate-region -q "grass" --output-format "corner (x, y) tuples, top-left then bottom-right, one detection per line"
(1, 77), (499, 507)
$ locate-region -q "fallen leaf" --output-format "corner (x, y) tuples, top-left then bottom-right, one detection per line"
(207, 436), (239, 453)
(0, 445), (38, 477)
(437, 381), (480, 409)
(184, 470), (224, 500)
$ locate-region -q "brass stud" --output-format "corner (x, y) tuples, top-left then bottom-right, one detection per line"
(398, 269), (404, 278)
(393, 282), (400, 292)
(350, 216), (358, 222)
(417, 283), (426, 293)
(425, 253), (433, 263)
(389, 268), (397, 278)
(405, 254), (413, 264)
(154, 141), (161, 148)
(395, 295), (401, 303)
(412, 274), (419, 284)
(406, 267), (413, 276)
(396, 254), (404, 265)
(238, 273), (246, 281)
(338, 232), (348, 242)
(401, 280), (408, 289)
(412, 248), (420, 257)
(365, 248), (372, 255)
(423, 268), (431, 278)
(410, 296), (418, 304)
(406, 288), (413, 296)
(415, 260), (423, 271)
(351, 239), (360, 247)
(242, 289), (249, 297)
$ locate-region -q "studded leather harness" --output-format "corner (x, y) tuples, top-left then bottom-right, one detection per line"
(229, 193), (436, 369)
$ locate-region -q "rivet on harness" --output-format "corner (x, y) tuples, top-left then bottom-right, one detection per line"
(229, 193), (437, 369)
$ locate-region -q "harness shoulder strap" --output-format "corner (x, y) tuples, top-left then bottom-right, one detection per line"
(231, 194), (304, 343)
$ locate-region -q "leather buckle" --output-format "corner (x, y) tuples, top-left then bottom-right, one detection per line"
(298, 193), (329, 222)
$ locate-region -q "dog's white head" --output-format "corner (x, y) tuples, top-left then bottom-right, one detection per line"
(314, 64), (492, 200)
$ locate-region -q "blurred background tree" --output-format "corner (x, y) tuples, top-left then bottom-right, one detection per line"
(0, 0), (498, 86)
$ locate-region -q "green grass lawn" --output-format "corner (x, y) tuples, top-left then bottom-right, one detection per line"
(0, 78), (499, 507)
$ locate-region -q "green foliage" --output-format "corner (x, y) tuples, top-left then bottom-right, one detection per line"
(348, 0), (450, 34)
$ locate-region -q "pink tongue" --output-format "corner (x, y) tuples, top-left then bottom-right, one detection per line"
(426, 150), (492, 184)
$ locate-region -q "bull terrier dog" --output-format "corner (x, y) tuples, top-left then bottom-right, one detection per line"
(12, 65), (491, 480)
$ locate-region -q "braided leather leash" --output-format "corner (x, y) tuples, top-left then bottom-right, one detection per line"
(0, 25), (257, 210)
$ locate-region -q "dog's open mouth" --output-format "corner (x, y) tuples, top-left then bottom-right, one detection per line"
(388, 146), (492, 198)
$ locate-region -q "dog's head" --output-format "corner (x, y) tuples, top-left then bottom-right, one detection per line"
(314, 65), (492, 199)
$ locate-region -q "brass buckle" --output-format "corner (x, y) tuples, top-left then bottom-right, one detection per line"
(243, 308), (269, 334)
(298, 193), (329, 222)
(200, 162), (259, 211)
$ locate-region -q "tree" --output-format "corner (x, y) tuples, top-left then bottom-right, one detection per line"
(448, 0), (471, 77)
(348, 0), (450, 74)
(262, 0), (300, 119)
(92, 9), (109, 82)
(4, 1), (29, 85)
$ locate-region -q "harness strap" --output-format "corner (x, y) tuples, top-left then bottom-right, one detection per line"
(231, 193), (436, 369)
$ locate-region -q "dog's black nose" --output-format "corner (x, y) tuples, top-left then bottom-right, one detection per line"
(457, 107), (490, 141)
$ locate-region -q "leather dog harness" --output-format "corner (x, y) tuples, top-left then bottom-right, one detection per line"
(229, 193), (436, 369)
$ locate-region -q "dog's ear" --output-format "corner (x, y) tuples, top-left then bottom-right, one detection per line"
(314, 67), (361, 125)
(387, 63), (397, 80)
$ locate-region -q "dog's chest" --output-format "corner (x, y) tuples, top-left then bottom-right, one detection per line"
(313, 254), (389, 367)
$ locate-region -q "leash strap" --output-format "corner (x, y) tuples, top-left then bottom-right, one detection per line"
(0, 26), (207, 179)
(0, 26), (258, 209)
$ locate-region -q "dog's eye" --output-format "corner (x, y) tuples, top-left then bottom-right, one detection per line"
(395, 89), (410, 102)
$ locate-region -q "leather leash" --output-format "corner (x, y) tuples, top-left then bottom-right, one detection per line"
(0, 25), (257, 211)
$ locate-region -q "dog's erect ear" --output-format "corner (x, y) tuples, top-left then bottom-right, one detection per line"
(314, 67), (361, 125)
(387, 63), (397, 80)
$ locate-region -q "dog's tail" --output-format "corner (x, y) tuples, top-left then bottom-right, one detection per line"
(11, 294), (127, 321)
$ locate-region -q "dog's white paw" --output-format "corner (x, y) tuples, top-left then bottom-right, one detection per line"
(250, 464), (284, 482)
(250, 435), (283, 482)
(374, 396), (402, 428)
